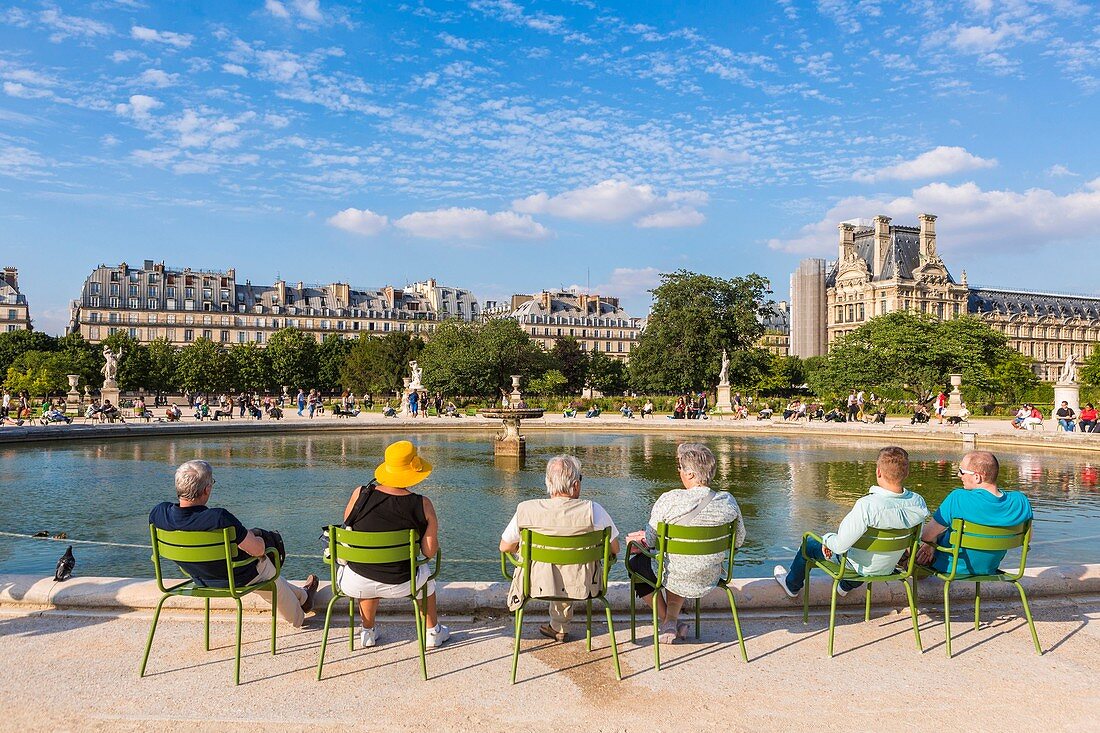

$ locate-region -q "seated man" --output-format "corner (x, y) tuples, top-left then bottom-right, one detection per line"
(871, 407), (887, 424)
(99, 400), (123, 423)
(823, 407), (845, 422)
(1055, 401), (1076, 432)
(266, 404), (284, 420)
(757, 406), (774, 420)
(164, 404), (182, 422)
(133, 397), (154, 422)
(916, 451), (1032, 576)
(641, 399), (654, 418)
(247, 402), (263, 419)
(619, 402), (633, 418)
(563, 407), (577, 418)
(150, 460), (318, 627)
(911, 404), (930, 424)
(585, 406), (601, 418)
(499, 455), (619, 642)
(381, 403), (397, 417)
(43, 406), (72, 424)
(774, 446), (928, 597)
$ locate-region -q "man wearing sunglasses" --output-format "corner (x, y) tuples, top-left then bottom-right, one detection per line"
(915, 451), (1033, 575)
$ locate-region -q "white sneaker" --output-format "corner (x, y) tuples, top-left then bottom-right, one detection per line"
(836, 585), (850, 597)
(360, 626), (380, 648)
(426, 623), (450, 648)
(773, 566), (797, 598)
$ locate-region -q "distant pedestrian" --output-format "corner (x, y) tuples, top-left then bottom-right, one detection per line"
(935, 390), (948, 425)
(856, 390), (865, 420)
(846, 391), (858, 422)
(409, 389), (420, 417)
(297, 389), (306, 416)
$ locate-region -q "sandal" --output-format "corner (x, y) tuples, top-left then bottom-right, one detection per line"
(658, 622), (679, 645)
(676, 622), (691, 640)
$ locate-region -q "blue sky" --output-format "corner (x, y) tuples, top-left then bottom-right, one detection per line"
(3, 0), (1100, 335)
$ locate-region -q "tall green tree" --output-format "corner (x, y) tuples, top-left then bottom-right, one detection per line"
(757, 354), (806, 392)
(227, 342), (271, 392)
(586, 350), (628, 395)
(549, 336), (587, 394)
(419, 319), (549, 398)
(340, 332), (424, 396)
(175, 338), (228, 395)
(144, 338), (179, 397)
(628, 270), (771, 393)
(317, 335), (353, 392)
(0, 329), (56, 381)
(266, 328), (319, 389)
(4, 349), (98, 396)
(1081, 345), (1100, 387)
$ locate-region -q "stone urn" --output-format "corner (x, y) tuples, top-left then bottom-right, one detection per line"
(478, 407), (545, 457)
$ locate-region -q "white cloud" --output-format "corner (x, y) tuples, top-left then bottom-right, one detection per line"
(138, 68), (176, 87)
(131, 25), (193, 49)
(635, 208), (706, 228)
(265, 0), (324, 23)
(512, 179), (708, 227)
(101, 134), (120, 146)
(438, 32), (480, 51)
(1047, 164), (1077, 177)
(395, 207), (549, 240)
(114, 93), (161, 117)
(264, 0), (291, 18)
(3, 82), (51, 99)
(0, 143), (50, 178)
(856, 146), (996, 183)
(222, 63), (249, 77)
(327, 207), (389, 236)
(36, 7), (113, 42)
(768, 178), (1100, 255)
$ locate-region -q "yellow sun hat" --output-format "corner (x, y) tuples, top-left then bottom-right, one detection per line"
(374, 440), (433, 489)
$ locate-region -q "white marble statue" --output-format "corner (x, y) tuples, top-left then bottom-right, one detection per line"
(718, 349), (730, 385)
(1058, 353), (1077, 385)
(101, 346), (122, 384)
(408, 360), (423, 390)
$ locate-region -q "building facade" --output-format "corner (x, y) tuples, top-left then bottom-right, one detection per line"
(789, 214), (1100, 381)
(486, 289), (643, 361)
(68, 260), (468, 346)
(759, 301), (791, 356)
(1, 267), (31, 332)
(407, 278), (480, 321)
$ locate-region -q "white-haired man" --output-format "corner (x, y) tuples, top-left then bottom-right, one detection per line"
(499, 455), (620, 642)
(149, 460), (319, 627)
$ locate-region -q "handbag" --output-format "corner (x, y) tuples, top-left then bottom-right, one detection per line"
(319, 481), (379, 561)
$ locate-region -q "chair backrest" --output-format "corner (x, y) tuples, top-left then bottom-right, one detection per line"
(656, 521), (736, 556)
(329, 526), (420, 565)
(517, 528), (612, 599)
(149, 525), (236, 592)
(851, 525), (921, 553)
(951, 518), (1029, 552)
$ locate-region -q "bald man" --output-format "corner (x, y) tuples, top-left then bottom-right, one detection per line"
(916, 451), (1033, 575)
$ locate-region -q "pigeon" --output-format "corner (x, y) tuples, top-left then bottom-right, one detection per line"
(32, 531), (47, 537)
(54, 546), (75, 582)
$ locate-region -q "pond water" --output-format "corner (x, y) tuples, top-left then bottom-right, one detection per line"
(2, 431), (1099, 581)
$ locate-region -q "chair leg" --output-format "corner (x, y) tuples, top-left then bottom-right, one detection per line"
(827, 579), (840, 657)
(204, 598), (211, 651)
(139, 594), (170, 677)
(652, 592), (662, 672)
(412, 595), (427, 681)
(604, 601), (621, 680)
(802, 562), (812, 624)
(725, 586), (747, 663)
(903, 577), (923, 652)
(349, 596), (355, 651)
(511, 607), (525, 684)
(1014, 581), (1043, 655)
(316, 594), (341, 681)
(270, 584), (278, 656)
(233, 598), (244, 686)
(943, 581), (953, 658)
(695, 597), (701, 639)
(629, 578), (637, 643)
(585, 599), (593, 652)
(865, 582), (872, 622)
(974, 581), (981, 631)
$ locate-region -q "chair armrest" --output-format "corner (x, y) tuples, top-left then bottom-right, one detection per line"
(265, 546), (282, 575)
(422, 547), (442, 581)
(500, 551), (520, 580)
(800, 531), (824, 559)
(626, 540), (657, 560)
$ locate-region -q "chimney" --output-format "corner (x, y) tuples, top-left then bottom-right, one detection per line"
(837, 222), (855, 262)
(296, 281), (304, 292)
(331, 282), (350, 307)
(919, 213), (937, 260)
(2, 267), (16, 290)
(275, 279), (286, 305)
(541, 291), (552, 311)
(873, 215), (891, 276)
(383, 285), (396, 310)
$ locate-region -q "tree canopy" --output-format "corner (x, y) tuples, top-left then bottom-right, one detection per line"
(419, 319), (550, 398)
(340, 331), (424, 396)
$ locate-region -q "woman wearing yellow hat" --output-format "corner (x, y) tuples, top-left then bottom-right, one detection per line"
(336, 440), (449, 649)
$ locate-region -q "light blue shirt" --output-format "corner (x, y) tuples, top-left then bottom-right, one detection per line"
(821, 486), (929, 576)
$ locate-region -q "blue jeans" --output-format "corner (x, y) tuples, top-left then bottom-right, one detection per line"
(1059, 419), (1075, 431)
(783, 538), (863, 594)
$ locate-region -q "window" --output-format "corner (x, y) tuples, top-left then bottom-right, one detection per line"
(238, 332), (246, 343)
(89, 326), (100, 339)
(109, 297), (119, 308)
(90, 283), (101, 294)
(147, 299), (158, 310)
(220, 330), (229, 343)
(89, 312), (100, 323)
(255, 331), (264, 343)
(203, 288), (212, 300)
(202, 329), (212, 340)
(166, 286), (175, 298)
(110, 284), (120, 296)
(148, 286), (158, 298)
(129, 285), (138, 297)
(835, 305), (843, 323)
(129, 328), (138, 339)
(185, 287), (195, 299)
(184, 329), (194, 342)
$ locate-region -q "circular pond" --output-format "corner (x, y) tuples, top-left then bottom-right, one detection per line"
(2, 431), (1099, 581)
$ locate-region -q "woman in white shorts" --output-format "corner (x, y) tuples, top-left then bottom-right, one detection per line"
(336, 440), (449, 649)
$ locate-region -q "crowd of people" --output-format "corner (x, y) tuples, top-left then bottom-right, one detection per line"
(147, 441), (1033, 654)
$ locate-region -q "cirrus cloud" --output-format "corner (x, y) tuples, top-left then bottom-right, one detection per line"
(130, 25), (193, 49)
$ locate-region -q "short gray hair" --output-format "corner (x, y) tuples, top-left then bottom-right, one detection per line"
(175, 460), (213, 501)
(677, 443), (716, 485)
(545, 455), (582, 497)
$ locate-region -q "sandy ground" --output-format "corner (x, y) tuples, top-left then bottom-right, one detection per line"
(2, 593), (1098, 733)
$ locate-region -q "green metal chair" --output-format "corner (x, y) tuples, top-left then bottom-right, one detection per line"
(500, 527), (621, 684)
(316, 526), (441, 681)
(916, 518), (1041, 657)
(139, 525), (281, 685)
(624, 521), (747, 671)
(800, 525), (923, 657)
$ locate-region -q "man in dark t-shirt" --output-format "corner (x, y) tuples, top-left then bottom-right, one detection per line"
(149, 460), (318, 627)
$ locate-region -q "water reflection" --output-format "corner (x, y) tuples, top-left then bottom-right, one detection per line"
(1, 431), (1098, 581)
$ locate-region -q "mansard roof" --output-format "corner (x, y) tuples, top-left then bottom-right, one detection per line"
(968, 287), (1100, 320)
(825, 224), (956, 286)
(760, 302), (790, 331)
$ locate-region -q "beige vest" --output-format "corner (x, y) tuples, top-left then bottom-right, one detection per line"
(507, 497), (601, 611)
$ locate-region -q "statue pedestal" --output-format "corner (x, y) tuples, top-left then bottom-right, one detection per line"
(65, 375), (81, 412)
(946, 373), (964, 417)
(716, 383), (733, 413)
(100, 380), (120, 409)
(1054, 383), (1080, 419)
